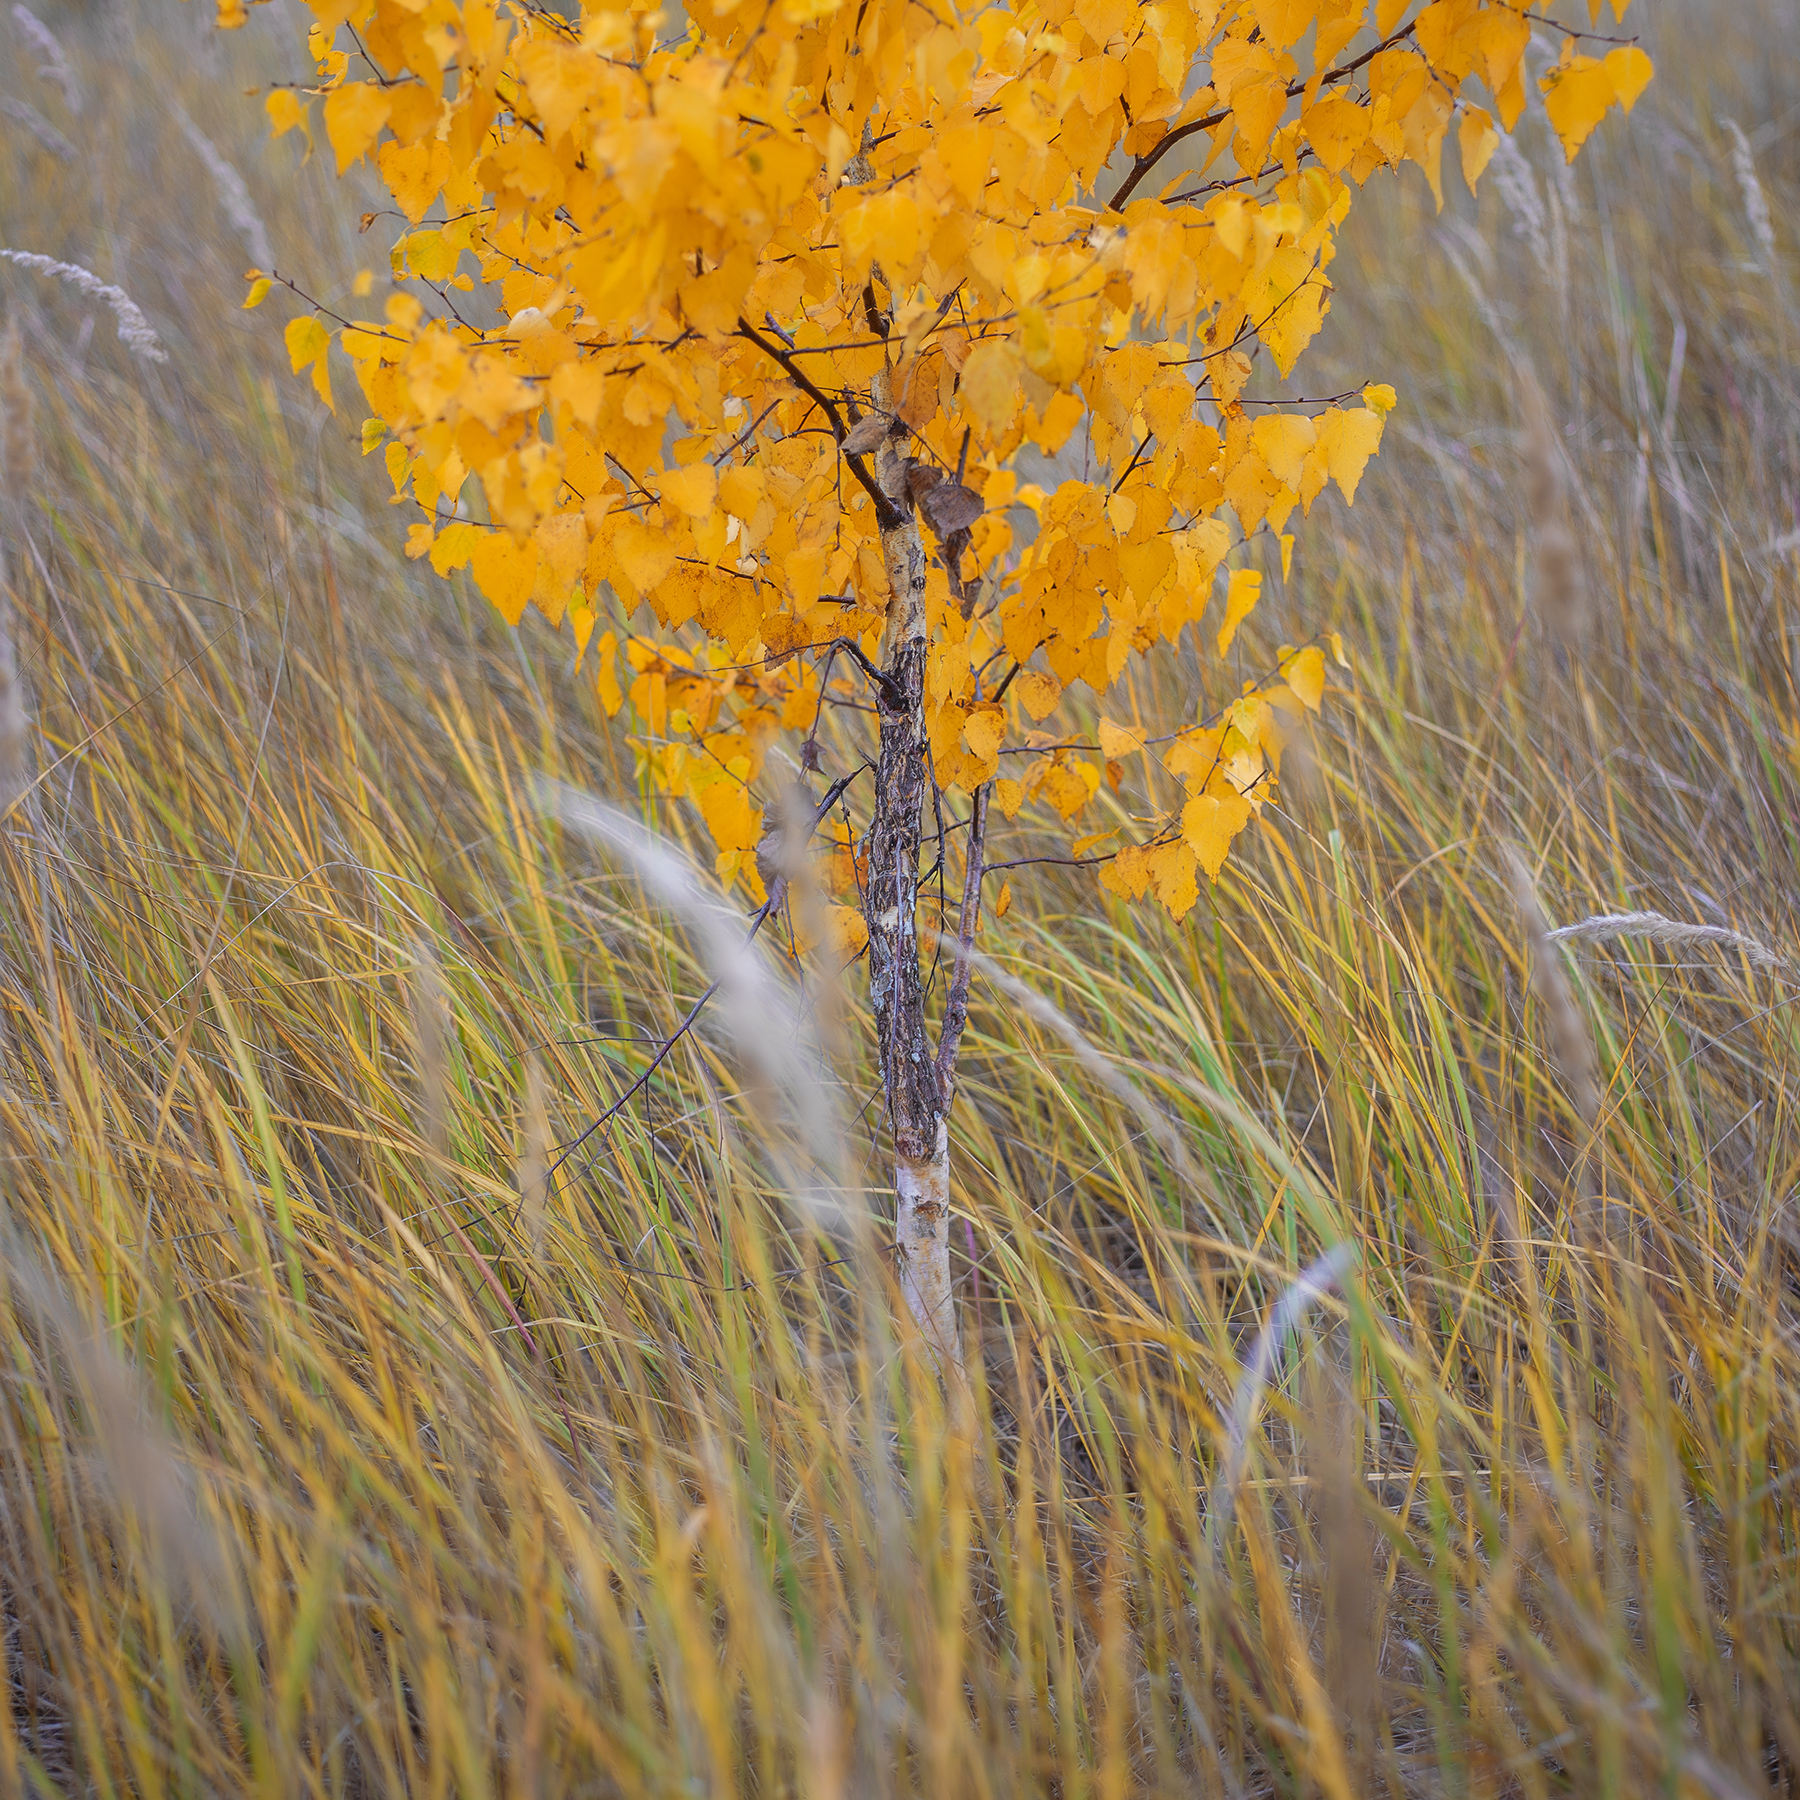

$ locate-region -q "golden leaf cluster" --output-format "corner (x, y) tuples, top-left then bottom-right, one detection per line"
(243, 0), (1648, 915)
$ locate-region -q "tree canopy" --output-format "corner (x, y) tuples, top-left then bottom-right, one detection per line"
(243, 0), (1650, 925)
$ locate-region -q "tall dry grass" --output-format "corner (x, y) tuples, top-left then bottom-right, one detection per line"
(0, 2), (1798, 1793)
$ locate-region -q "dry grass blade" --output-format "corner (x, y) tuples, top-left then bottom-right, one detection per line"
(0, 5), (1793, 1794)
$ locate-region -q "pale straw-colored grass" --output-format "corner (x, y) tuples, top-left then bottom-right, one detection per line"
(0, 3), (1794, 1794)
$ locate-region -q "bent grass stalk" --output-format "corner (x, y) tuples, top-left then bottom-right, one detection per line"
(0, 5), (1795, 1792)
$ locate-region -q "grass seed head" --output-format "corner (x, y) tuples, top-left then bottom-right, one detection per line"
(1504, 846), (1600, 1134)
(1521, 376), (1587, 648)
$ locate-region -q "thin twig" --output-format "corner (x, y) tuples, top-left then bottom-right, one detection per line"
(934, 783), (989, 1101)
(735, 318), (901, 526)
(547, 772), (867, 1184)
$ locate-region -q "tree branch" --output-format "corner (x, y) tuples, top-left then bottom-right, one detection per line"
(736, 318), (904, 527)
(1108, 20), (1421, 211)
(547, 768), (869, 1187)
(934, 782), (989, 1101)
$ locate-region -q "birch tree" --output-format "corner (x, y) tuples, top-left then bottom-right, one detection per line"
(238, 0), (1651, 1372)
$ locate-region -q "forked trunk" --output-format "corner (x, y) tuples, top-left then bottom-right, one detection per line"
(862, 380), (972, 1379)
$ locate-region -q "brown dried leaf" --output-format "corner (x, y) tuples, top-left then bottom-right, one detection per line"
(921, 480), (982, 535)
(840, 411), (890, 455)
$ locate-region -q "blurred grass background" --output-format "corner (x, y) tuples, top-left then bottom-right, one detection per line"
(2, 0), (1800, 1794)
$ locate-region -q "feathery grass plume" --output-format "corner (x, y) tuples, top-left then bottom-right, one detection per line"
(1722, 119), (1777, 263)
(1489, 131), (1551, 278)
(1550, 910), (1787, 972)
(409, 936), (452, 1165)
(1503, 848), (1600, 1135)
(0, 1237), (245, 1642)
(1209, 1243), (1353, 1552)
(0, 250), (167, 363)
(0, 95), (74, 162)
(542, 781), (850, 1211)
(1310, 1362), (1375, 1783)
(0, 315), (32, 815)
(1520, 375), (1586, 645)
(10, 5), (79, 115)
(172, 103), (273, 273)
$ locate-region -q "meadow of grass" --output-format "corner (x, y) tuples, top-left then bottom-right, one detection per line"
(1, 2), (1798, 1793)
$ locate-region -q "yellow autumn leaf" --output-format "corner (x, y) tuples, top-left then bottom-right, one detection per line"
(1018, 305), (1088, 389)
(1216, 567), (1262, 657)
(1459, 106), (1499, 193)
(658, 462), (718, 519)
(962, 706), (1006, 765)
(1282, 644), (1327, 710)
(825, 904), (869, 958)
(1302, 93), (1370, 175)
(840, 191), (921, 274)
(994, 778), (1025, 819)
(428, 522), (480, 576)
(1316, 406), (1385, 504)
(1211, 349), (1253, 409)
(517, 39), (601, 143)
(284, 314), (329, 373)
(1605, 47), (1654, 114)
(1182, 787), (1252, 881)
(401, 229), (460, 284)
(1540, 52), (1617, 164)
(961, 339), (1022, 436)
(784, 545), (829, 610)
(568, 604), (598, 661)
(698, 781), (762, 855)
(468, 532), (539, 628)
(283, 315), (333, 409)
(594, 631), (624, 717)
(533, 513), (588, 608)
(1251, 414), (1318, 490)
(1100, 844), (1152, 902)
(1014, 669), (1062, 723)
(265, 90), (311, 155)
(1039, 759), (1095, 820)
(1026, 391), (1085, 454)
(323, 81), (391, 175)
(242, 275), (272, 310)
(1096, 717), (1144, 760)
(1146, 840), (1199, 920)
(379, 140), (452, 225)
(718, 465), (766, 519)
(610, 517), (678, 597)
(993, 881), (1013, 919)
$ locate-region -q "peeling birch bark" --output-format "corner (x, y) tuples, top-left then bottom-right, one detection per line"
(894, 1117), (957, 1367)
(862, 366), (963, 1379)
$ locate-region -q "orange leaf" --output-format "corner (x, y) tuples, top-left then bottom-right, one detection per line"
(1216, 568), (1262, 658)
(1182, 788), (1251, 881)
(961, 339), (1022, 435)
(323, 81), (391, 174)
